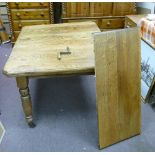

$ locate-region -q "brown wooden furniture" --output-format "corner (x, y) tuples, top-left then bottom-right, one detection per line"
(3, 22), (100, 127)
(62, 2), (136, 31)
(3, 21), (141, 148)
(94, 27), (141, 149)
(6, 2), (54, 43)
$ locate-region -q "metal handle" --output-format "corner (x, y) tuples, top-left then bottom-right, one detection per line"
(107, 21), (111, 26)
(40, 12), (44, 16)
(16, 13), (20, 17)
(18, 23), (22, 28)
(57, 47), (71, 60)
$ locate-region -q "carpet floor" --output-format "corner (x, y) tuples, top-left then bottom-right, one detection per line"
(0, 43), (155, 152)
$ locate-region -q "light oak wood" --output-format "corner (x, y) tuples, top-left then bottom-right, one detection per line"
(12, 20), (50, 31)
(3, 22), (100, 77)
(90, 2), (113, 17)
(62, 2), (136, 32)
(63, 18), (99, 26)
(3, 21), (100, 128)
(11, 9), (50, 20)
(16, 77), (35, 127)
(8, 2), (49, 9)
(100, 18), (124, 29)
(113, 2), (136, 16)
(62, 2), (89, 18)
(94, 27), (141, 148)
(62, 2), (136, 18)
(62, 16), (125, 31)
(7, 2), (53, 42)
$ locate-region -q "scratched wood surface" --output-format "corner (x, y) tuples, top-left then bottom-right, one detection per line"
(3, 22), (100, 77)
(94, 27), (141, 149)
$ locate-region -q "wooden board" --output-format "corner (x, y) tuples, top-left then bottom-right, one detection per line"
(94, 27), (141, 149)
(113, 2), (136, 16)
(3, 22), (100, 77)
(62, 2), (137, 18)
(62, 2), (89, 18)
(89, 2), (113, 17)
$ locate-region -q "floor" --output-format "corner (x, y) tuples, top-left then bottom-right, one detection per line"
(0, 43), (155, 152)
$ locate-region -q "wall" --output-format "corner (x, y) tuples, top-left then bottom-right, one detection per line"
(136, 2), (155, 14)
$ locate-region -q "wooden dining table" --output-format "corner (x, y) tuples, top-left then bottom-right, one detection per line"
(3, 21), (100, 127)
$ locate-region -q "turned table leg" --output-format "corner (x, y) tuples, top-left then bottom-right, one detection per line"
(16, 77), (36, 128)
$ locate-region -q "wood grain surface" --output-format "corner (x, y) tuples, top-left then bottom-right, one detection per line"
(113, 2), (136, 16)
(62, 16), (125, 31)
(12, 20), (50, 31)
(62, 2), (89, 18)
(94, 27), (141, 148)
(100, 18), (124, 29)
(8, 2), (49, 9)
(7, 2), (53, 42)
(11, 9), (50, 20)
(89, 2), (113, 17)
(3, 22), (100, 77)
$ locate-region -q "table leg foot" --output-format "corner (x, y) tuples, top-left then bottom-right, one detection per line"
(26, 115), (36, 128)
(28, 121), (36, 128)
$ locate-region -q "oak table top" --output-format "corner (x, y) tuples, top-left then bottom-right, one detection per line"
(3, 21), (100, 77)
